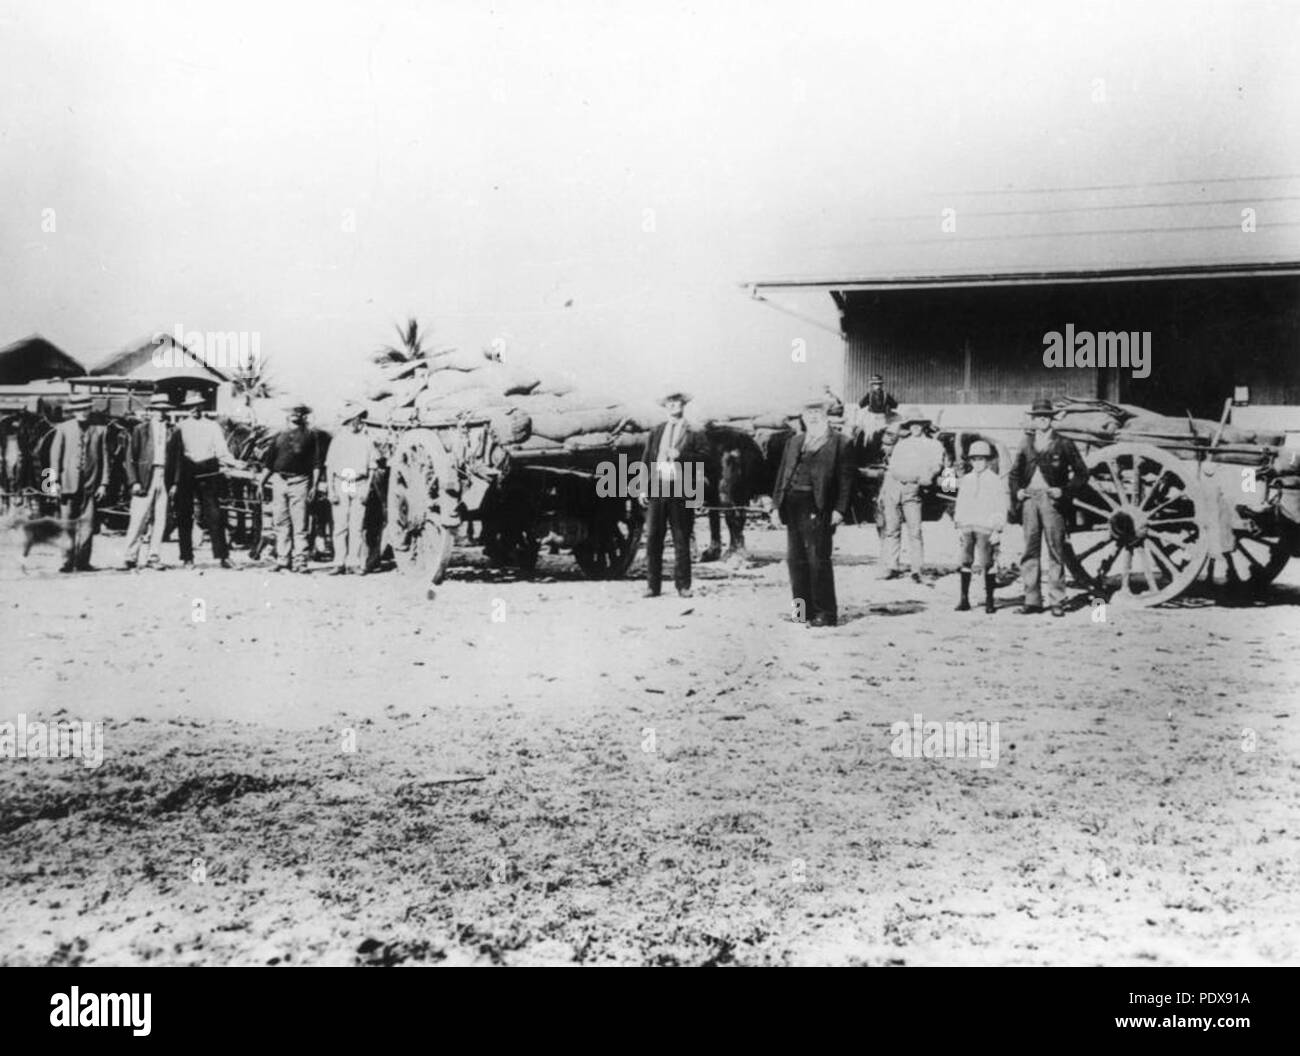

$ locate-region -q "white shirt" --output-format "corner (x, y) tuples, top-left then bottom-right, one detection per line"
(326, 429), (377, 482)
(177, 415), (232, 463)
(656, 419), (684, 477)
(150, 419), (168, 466)
(954, 467), (1009, 531)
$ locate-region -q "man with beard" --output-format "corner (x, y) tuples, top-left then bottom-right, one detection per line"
(771, 393), (857, 627)
(1008, 398), (1089, 617)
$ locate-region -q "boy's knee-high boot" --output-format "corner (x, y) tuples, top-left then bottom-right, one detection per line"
(984, 572), (997, 614)
(955, 570), (971, 611)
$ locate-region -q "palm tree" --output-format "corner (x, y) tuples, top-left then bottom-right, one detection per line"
(372, 317), (431, 370)
(230, 355), (277, 402)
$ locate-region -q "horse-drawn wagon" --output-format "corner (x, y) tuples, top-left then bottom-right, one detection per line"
(839, 397), (1299, 607)
(1050, 403), (1300, 606)
(367, 410), (647, 585)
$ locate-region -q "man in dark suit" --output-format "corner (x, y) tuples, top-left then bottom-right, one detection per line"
(772, 394), (857, 627)
(123, 392), (183, 569)
(639, 388), (711, 598)
(1008, 398), (1089, 616)
(47, 394), (107, 572)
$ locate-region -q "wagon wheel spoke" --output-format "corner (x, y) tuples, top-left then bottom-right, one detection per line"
(1132, 458), (1147, 508)
(1138, 541), (1170, 590)
(1104, 457), (1133, 507)
(1118, 547), (1135, 596)
(1140, 474), (1178, 514)
(1147, 516), (1197, 528)
(1234, 539), (1268, 575)
(1144, 538), (1180, 580)
(1073, 498), (1113, 520)
(1073, 536), (1111, 562)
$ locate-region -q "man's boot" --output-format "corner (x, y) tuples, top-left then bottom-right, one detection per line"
(984, 573), (997, 614)
(955, 570), (971, 611)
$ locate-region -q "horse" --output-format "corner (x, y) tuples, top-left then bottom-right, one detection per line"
(699, 424), (791, 562)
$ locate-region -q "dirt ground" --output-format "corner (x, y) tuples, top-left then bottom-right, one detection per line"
(1, 518), (1297, 966)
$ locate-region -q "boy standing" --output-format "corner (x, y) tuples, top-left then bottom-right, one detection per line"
(953, 440), (1008, 614)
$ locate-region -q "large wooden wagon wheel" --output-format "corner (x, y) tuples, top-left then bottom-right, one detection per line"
(1064, 442), (1208, 606)
(1204, 519), (1295, 595)
(386, 431), (458, 585)
(573, 496), (644, 579)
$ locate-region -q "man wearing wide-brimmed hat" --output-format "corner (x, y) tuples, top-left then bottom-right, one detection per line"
(259, 402), (325, 573)
(771, 392), (857, 627)
(47, 394), (107, 571)
(123, 392), (183, 570)
(325, 404), (378, 575)
(1008, 398), (1088, 616)
(175, 391), (239, 569)
(879, 406), (946, 583)
(638, 388), (710, 598)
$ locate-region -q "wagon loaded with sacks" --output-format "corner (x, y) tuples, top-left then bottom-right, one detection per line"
(356, 348), (656, 585)
(1045, 398), (1300, 606)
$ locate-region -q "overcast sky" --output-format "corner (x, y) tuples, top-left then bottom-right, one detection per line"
(1, 0), (1297, 415)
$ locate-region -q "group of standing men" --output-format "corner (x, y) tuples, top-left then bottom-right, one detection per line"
(45, 394), (380, 576)
(636, 376), (1089, 628)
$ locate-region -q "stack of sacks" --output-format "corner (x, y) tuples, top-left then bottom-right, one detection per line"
(1050, 402), (1127, 436)
(361, 347), (655, 453)
(1118, 409), (1281, 445)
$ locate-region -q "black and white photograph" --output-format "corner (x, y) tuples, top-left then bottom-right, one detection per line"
(0, 0), (1297, 989)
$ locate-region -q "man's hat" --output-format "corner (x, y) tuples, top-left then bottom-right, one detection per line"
(659, 389), (692, 406)
(800, 392), (834, 412)
(1029, 397), (1056, 417)
(148, 393), (173, 410)
(65, 395), (92, 412)
(181, 391), (206, 409)
(968, 440), (993, 458)
(897, 405), (931, 427)
(868, 373), (885, 384)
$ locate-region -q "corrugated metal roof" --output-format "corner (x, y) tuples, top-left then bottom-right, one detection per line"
(746, 175), (1300, 289)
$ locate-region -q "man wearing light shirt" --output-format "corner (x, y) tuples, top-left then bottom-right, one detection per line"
(880, 407), (946, 583)
(326, 406), (377, 575)
(175, 392), (239, 569)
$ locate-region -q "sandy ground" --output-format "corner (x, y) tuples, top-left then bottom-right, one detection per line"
(1, 517), (1297, 966)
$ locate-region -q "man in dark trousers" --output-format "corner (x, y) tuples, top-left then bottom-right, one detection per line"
(639, 388), (710, 599)
(771, 394), (857, 627)
(176, 392), (239, 569)
(1008, 398), (1089, 617)
(47, 394), (107, 572)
